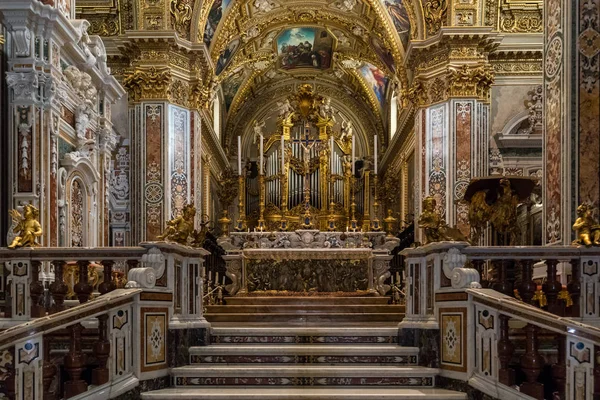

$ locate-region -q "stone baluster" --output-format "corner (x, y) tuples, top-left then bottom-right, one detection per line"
(30, 260), (46, 317)
(49, 260), (68, 314)
(567, 258), (581, 318)
(74, 260), (92, 304)
(471, 259), (487, 288)
(43, 336), (56, 400)
(92, 314), (110, 385)
(64, 323), (87, 398)
(98, 260), (115, 295)
(497, 314), (515, 386)
(552, 334), (566, 399)
(520, 324), (545, 399)
(519, 260), (537, 306)
(493, 259), (513, 296)
(543, 259), (563, 315)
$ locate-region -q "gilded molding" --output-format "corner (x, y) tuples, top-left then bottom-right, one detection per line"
(499, 9), (542, 33)
(170, 0), (193, 39)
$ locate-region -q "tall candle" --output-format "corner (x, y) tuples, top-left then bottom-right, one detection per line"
(374, 135), (378, 175)
(237, 136), (242, 176)
(351, 135), (355, 175)
(330, 135), (334, 173)
(260, 134), (264, 175)
(281, 135), (285, 173)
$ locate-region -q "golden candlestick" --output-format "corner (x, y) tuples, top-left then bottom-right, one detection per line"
(384, 209), (397, 238)
(371, 174), (382, 231)
(280, 172), (288, 231)
(235, 175), (247, 231)
(257, 174), (266, 231)
(328, 173), (336, 232)
(349, 176), (358, 232)
(218, 209), (231, 238)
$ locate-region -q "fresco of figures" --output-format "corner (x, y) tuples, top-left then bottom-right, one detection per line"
(381, 0), (411, 49)
(358, 63), (389, 108)
(276, 27), (333, 70)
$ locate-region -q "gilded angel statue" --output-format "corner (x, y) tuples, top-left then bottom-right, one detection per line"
(8, 204), (43, 249)
(156, 203), (196, 245)
(572, 203), (600, 246)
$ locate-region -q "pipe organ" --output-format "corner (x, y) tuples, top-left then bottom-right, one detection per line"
(239, 84), (374, 232)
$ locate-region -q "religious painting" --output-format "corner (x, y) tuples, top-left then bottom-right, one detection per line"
(358, 63), (389, 107)
(370, 36), (396, 74)
(203, 0), (232, 47)
(276, 27), (333, 70)
(215, 38), (240, 76)
(381, 0), (411, 49)
(222, 70), (244, 111)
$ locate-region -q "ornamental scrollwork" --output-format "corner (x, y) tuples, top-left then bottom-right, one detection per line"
(446, 64), (495, 101)
(424, 0), (448, 36)
(170, 0), (193, 39)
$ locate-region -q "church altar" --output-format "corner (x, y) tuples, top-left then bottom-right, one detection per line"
(218, 230), (399, 297)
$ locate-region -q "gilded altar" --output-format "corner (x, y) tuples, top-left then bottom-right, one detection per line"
(219, 230), (398, 297)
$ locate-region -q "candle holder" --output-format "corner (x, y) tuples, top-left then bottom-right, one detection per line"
(235, 175), (247, 231)
(349, 176), (358, 232)
(371, 174), (381, 231)
(384, 209), (397, 238)
(280, 172), (288, 231)
(218, 209), (231, 238)
(328, 176), (337, 232)
(257, 174), (266, 232)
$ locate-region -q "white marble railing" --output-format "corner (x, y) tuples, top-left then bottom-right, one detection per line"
(400, 242), (600, 400)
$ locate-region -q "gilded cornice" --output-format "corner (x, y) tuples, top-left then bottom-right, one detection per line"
(499, 0), (543, 33)
(489, 50), (543, 75)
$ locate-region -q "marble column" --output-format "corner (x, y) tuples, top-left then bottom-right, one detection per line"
(543, 0), (600, 245)
(123, 60), (207, 242)
(405, 30), (498, 243)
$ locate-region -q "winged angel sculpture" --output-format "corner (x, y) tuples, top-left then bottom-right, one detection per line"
(8, 204), (43, 249)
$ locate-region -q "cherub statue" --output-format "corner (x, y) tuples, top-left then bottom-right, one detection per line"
(340, 119), (353, 141)
(276, 99), (294, 120)
(156, 203), (196, 245)
(8, 204), (43, 249)
(253, 120), (266, 144)
(418, 196), (468, 244)
(572, 203), (600, 246)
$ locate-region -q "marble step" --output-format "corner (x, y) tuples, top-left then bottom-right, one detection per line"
(205, 312), (405, 323)
(224, 296), (391, 305)
(211, 326), (398, 344)
(190, 344), (418, 365)
(141, 387), (467, 399)
(172, 365), (437, 387)
(206, 305), (405, 314)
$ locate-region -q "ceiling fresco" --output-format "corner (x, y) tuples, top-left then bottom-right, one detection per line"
(196, 0), (416, 137)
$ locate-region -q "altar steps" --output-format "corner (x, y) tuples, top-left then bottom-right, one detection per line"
(189, 344), (418, 365)
(205, 296), (405, 324)
(141, 325), (466, 400)
(141, 387), (467, 399)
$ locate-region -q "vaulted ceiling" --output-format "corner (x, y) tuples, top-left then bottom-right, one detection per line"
(197, 0), (417, 152)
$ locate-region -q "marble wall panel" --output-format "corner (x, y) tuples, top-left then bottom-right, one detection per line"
(168, 105), (190, 218)
(577, 1), (600, 217)
(439, 307), (467, 372)
(454, 101), (473, 236)
(490, 85), (537, 136)
(427, 105), (447, 218)
(140, 307), (168, 373)
(144, 104), (164, 240)
(544, 0), (565, 244)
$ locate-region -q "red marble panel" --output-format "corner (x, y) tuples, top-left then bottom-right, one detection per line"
(578, 2), (600, 216)
(17, 106), (32, 193)
(145, 105), (163, 240)
(455, 102), (472, 236)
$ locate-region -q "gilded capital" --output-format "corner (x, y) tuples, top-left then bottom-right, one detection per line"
(122, 67), (172, 102)
(446, 64), (495, 101)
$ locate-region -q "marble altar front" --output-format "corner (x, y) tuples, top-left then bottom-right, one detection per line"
(218, 230), (399, 297)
